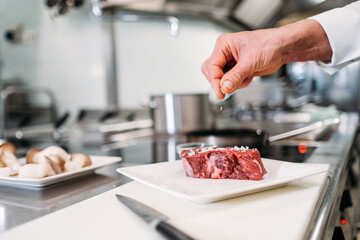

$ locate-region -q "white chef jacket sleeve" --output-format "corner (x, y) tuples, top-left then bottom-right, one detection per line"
(308, 1), (360, 74)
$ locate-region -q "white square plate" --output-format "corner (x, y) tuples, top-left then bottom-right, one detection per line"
(117, 158), (329, 203)
(0, 155), (122, 188)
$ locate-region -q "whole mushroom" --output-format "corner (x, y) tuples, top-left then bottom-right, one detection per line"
(0, 142), (16, 154)
(0, 142), (20, 176)
(26, 146), (68, 174)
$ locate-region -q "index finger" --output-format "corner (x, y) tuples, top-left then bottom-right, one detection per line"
(202, 61), (226, 99)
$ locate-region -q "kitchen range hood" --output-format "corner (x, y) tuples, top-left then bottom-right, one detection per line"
(93, 0), (239, 19)
(92, 0), (330, 30)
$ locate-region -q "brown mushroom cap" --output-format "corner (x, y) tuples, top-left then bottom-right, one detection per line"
(64, 153), (92, 171)
(0, 142), (16, 155)
(26, 149), (41, 164)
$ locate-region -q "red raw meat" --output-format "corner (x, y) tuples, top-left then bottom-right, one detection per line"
(181, 146), (267, 180)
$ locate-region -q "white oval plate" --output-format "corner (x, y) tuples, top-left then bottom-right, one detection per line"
(117, 158), (329, 203)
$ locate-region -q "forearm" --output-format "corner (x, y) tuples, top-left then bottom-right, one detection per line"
(277, 19), (332, 64)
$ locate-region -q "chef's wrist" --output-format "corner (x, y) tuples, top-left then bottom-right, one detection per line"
(277, 19), (332, 65)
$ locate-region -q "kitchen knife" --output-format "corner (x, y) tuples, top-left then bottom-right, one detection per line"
(116, 194), (194, 240)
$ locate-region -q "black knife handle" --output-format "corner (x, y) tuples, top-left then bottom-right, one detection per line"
(156, 221), (194, 240)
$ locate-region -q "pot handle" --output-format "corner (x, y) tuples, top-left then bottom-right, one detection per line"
(268, 117), (340, 142)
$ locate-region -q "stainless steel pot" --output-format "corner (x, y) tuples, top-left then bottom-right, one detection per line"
(149, 93), (214, 135)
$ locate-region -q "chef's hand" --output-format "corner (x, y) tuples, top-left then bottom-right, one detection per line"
(201, 19), (333, 99)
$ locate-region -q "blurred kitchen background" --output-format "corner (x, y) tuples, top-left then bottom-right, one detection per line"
(0, 0), (359, 147)
(3, 2), (360, 239)
(0, 0), (221, 115)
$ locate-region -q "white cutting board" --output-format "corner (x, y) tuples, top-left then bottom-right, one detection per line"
(0, 172), (328, 240)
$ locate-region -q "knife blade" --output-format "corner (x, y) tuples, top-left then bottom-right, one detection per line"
(116, 194), (194, 240)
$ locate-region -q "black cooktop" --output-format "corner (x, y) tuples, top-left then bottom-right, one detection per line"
(260, 144), (316, 163)
(10, 137), (317, 165)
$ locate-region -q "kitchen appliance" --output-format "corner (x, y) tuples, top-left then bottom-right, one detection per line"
(186, 117), (339, 150)
(92, 0), (341, 32)
(149, 93), (214, 135)
(150, 132), (319, 164)
(76, 108), (152, 146)
(115, 194), (194, 240)
(186, 128), (267, 150)
(0, 86), (61, 141)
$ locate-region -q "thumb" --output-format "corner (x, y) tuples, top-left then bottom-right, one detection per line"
(220, 63), (252, 94)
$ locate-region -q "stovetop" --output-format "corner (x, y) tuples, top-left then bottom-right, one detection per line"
(9, 127), (320, 169)
(149, 137), (316, 164)
(260, 144), (316, 163)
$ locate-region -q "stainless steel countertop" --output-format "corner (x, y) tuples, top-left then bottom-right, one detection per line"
(0, 112), (358, 239)
(304, 112), (359, 240)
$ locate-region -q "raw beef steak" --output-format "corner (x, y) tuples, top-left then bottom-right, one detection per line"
(181, 146), (267, 180)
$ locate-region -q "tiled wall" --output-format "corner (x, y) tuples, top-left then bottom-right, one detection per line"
(0, 0), (226, 119)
